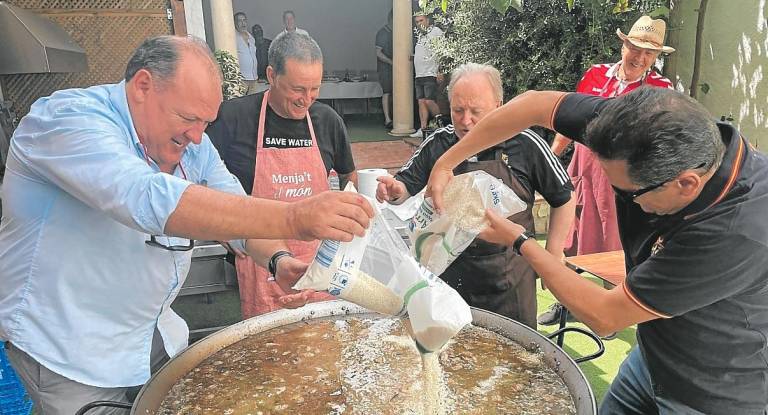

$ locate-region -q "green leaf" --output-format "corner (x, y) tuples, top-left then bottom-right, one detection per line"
(419, 0), (428, 10)
(489, 0), (508, 14)
(489, 0), (521, 14)
(566, 0), (575, 12)
(442, 0), (448, 12)
(612, 0), (630, 14)
(700, 83), (710, 94)
(649, 6), (670, 18)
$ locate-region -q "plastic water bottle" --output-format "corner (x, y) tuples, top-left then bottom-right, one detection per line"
(328, 169), (340, 190)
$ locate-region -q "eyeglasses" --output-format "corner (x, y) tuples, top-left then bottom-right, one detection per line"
(612, 180), (669, 202)
(138, 150), (197, 251)
(145, 235), (195, 251)
(613, 162), (707, 202)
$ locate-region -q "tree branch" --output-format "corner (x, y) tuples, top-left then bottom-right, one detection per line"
(689, 0), (709, 99)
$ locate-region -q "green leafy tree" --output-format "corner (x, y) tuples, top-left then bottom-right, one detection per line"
(430, 0), (668, 99)
(214, 50), (246, 100)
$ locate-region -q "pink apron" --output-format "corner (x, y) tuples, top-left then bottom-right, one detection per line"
(236, 90), (333, 318)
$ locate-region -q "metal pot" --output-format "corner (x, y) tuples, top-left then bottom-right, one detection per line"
(79, 300), (603, 415)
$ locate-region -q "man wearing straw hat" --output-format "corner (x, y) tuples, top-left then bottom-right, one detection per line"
(539, 16), (675, 328)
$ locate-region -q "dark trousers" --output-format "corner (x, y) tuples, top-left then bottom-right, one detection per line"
(601, 346), (717, 414)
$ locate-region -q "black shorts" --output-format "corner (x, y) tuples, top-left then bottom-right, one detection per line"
(378, 68), (392, 94)
(414, 76), (438, 100)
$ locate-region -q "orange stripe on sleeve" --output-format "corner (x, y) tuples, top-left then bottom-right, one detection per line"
(622, 283), (672, 319)
(549, 93), (569, 130)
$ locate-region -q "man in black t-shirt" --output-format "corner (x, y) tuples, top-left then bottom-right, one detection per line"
(205, 90), (354, 193)
(425, 87), (768, 415)
(206, 33), (356, 194)
(206, 33), (356, 318)
(375, 10), (393, 129)
(377, 63), (574, 328)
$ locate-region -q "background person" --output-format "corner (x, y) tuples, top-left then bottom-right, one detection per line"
(251, 23), (272, 80)
(427, 87), (768, 415)
(0, 35), (372, 414)
(409, 11), (444, 140)
(276, 10), (309, 38)
(375, 10), (394, 130)
(206, 33), (357, 318)
(377, 63), (574, 327)
(539, 16), (675, 327)
(234, 12), (259, 94)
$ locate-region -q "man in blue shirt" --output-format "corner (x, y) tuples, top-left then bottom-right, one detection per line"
(0, 35), (372, 414)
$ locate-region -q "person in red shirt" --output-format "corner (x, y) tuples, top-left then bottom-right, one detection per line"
(539, 16), (675, 327)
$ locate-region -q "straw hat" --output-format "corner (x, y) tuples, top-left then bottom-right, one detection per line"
(616, 15), (675, 54)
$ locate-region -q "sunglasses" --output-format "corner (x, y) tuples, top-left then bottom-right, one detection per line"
(145, 234), (195, 252)
(612, 180), (668, 202)
(612, 162), (707, 203)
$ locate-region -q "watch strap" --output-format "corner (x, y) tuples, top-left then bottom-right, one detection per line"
(512, 231), (535, 256)
(268, 250), (294, 277)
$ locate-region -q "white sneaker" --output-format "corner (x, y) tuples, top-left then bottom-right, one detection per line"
(409, 129), (423, 138)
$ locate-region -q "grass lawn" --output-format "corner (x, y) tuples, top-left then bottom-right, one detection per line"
(533, 237), (636, 404)
(344, 113), (400, 143)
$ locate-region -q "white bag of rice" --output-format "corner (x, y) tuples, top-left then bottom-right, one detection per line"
(294, 184), (472, 353)
(409, 170), (527, 276)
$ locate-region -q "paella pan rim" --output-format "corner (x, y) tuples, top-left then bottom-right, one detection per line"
(132, 300), (597, 415)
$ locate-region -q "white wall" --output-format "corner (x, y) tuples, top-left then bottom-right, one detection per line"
(668, 1), (767, 147)
(184, 0), (206, 41)
(231, 0), (392, 74)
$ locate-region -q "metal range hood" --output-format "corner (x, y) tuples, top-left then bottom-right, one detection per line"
(0, 1), (87, 74)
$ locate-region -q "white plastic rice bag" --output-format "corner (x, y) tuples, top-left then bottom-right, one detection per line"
(409, 170), (527, 276)
(294, 184), (472, 352)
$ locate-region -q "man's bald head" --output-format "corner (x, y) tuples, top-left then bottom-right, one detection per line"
(125, 35), (221, 89)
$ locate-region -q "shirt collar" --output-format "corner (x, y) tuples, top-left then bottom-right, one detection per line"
(109, 80), (144, 157)
(671, 123), (746, 221)
(108, 80), (197, 174)
(605, 62), (621, 78)
(606, 61), (646, 85)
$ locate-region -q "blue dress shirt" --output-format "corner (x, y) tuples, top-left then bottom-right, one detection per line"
(0, 81), (245, 387)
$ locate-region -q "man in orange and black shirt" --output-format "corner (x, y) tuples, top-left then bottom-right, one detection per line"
(426, 86), (768, 414)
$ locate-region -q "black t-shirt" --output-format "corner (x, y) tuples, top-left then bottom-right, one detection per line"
(205, 91), (355, 194)
(395, 125), (573, 207)
(375, 25), (393, 74)
(554, 93), (768, 415)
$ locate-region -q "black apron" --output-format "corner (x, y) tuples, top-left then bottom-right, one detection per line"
(440, 149), (537, 328)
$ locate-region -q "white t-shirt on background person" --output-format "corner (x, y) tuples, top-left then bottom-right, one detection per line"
(414, 25), (443, 78)
(236, 31), (259, 81)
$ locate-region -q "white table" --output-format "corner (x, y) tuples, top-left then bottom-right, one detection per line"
(321, 81), (382, 116)
(250, 81), (383, 116)
(319, 81), (383, 99)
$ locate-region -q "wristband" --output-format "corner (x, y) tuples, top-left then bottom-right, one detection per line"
(512, 231), (535, 256)
(268, 250), (294, 278)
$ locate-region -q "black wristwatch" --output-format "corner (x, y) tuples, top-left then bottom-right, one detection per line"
(512, 231), (535, 256)
(268, 250), (294, 278)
